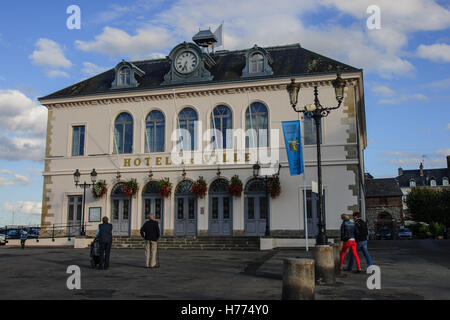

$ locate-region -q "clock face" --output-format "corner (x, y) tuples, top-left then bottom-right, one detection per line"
(175, 51), (198, 74)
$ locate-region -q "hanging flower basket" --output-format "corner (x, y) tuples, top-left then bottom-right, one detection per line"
(92, 180), (108, 199)
(157, 179), (173, 199)
(191, 177), (208, 199)
(226, 175), (243, 197)
(123, 179), (139, 198)
(267, 176), (281, 198)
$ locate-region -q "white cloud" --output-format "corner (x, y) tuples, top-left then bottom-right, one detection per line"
(416, 43), (450, 62)
(0, 170), (30, 187)
(435, 149), (450, 156)
(73, 0), (450, 77)
(384, 148), (449, 168)
(321, 0), (450, 31)
(0, 136), (45, 161)
(81, 62), (109, 77)
(0, 90), (47, 136)
(0, 90), (46, 161)
(75, 26), (173, 60)
(29, 38), (72, 79)
(371, 85), (395, 97)
(29, 38), (72, 69)
(383, 152), (422, 158)
(2, 201), (42, 215)
(379, 93), (429, 105)
(426, 78), (450, 89)
(46, 70), (69, 78)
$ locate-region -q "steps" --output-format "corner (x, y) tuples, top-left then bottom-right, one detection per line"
(112, 236), (260, 250)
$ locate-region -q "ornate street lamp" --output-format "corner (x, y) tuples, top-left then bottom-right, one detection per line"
(286, 74), (346, 245)
(252, 163), (261, 178)
(73, 169), (99, 236)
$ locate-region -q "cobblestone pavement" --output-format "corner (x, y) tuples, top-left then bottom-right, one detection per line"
(0, 240), (449, 300)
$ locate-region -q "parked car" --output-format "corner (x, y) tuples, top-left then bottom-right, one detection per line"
(0, 233), (6, 245)
(376, 227), (393, 240)
(398, 228), (413, 239)
(5, 229), (20, 239)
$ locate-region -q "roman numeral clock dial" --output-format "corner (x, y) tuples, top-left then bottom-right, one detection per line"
(175, 51), (198, 74)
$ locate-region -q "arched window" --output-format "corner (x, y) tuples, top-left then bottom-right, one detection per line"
(211, 105), (232, 149)
(409, 179), (416, 188)
(250, 53), (264, 73)
(145, 110), (165, 153)
(178, 107), (198, 151)
(209, 178), (229, 193)
(118, 67), (131, 86)
(114, 112), (133, 154)
(176, 180), (194, 194)
(246, 102), (268, 148)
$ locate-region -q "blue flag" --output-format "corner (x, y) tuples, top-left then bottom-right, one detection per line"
(282, 120), (304, 176)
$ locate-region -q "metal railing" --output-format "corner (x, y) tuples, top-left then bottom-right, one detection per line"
(0, 223), (92, 243)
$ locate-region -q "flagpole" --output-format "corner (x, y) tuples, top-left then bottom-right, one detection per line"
(300, 114), (308, 251)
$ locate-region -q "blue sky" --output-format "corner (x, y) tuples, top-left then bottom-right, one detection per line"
(0, 0), (449, 226)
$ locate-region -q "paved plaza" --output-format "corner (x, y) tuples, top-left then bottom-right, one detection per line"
(1, 240), (449, 300)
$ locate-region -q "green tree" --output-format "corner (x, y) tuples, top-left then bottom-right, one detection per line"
(406, 187), (450, 226)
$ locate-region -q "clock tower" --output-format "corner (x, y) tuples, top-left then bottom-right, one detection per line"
(162, 41), (216, 85)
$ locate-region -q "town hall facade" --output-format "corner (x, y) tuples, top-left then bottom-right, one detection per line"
(39, 34), (367, 239)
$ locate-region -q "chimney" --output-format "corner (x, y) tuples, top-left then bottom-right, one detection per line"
(398, 167), (403, 176)
(447, 155), (450, 169)
(419, 162), (424, 176)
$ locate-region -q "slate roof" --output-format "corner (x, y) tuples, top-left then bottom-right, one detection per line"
(365, 178), (403, 198)
(396, 168), (449, 188)
(39, 43), (360, 101)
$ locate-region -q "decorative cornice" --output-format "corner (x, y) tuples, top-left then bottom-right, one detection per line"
(44, 78), (359, 110)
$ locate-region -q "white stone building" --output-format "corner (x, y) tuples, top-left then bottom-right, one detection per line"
(38, 39), (367, 239)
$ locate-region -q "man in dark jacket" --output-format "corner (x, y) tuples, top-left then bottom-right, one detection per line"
(140, 213), (160, 268)
(96, 216), (113, 270)
(347, 212), (373, 270)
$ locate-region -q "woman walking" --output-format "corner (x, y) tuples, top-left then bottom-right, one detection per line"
(339, 214), (362, 273)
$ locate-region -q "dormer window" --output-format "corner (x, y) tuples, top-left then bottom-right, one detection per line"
(241, 45), (273, 78)
(409, 179), (416, 187)
(250, 53), (264, 73)
(111, 60), (145, 89)
(430, 177), (436, 187)
(118, 67), (131, 86)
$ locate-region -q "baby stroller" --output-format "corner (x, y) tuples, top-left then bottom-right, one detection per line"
(90, 238), (101, 269)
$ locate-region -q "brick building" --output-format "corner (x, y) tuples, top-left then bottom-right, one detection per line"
(365, 176), (403, 239)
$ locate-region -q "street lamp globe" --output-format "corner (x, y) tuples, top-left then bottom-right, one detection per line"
(90, 169), (97, 184)
(253, 163), (261, 178)
(333, 74), (346, 102)
(286, 78), (301, 108)
(73, 169), (81, 185)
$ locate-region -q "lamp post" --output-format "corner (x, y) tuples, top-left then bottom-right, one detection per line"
(286, 74), (346, 245)
(73, 169), (98, 236)
(252, 162), (282, 236)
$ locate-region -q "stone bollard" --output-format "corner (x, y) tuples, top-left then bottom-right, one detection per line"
(313, 245), (336, 285)
(282, 258), (315, 300)
(332, 243), (340, 275)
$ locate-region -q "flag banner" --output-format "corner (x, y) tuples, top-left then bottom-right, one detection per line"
(282, 120), (304, 176)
